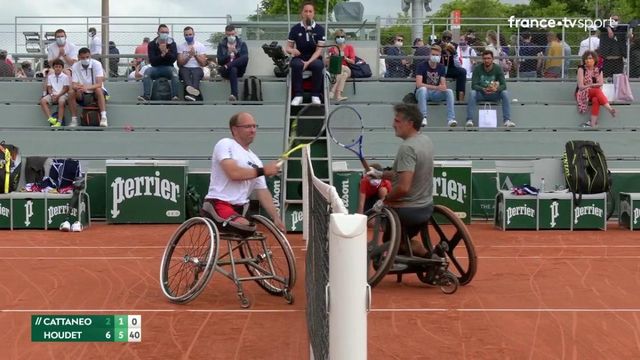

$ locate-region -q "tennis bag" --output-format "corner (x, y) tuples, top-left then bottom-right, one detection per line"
(151, 78), (172, 101)
(0, 142), (21, 193)
(562, 140), (611, 204)
(242, 76), (263, 102)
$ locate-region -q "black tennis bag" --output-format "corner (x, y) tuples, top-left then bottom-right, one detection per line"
(562, 140), (611, 203)
(151, 78), (172, 101)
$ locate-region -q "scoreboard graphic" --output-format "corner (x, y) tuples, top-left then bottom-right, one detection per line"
(31, 315), (142, 342)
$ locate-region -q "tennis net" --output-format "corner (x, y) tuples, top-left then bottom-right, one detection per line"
(302, 146), (347, 360)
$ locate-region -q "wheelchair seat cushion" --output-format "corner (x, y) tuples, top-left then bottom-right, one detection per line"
(200, 199), (256, 237)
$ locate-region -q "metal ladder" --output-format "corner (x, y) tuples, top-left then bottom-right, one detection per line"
(279, 71), (332, 231)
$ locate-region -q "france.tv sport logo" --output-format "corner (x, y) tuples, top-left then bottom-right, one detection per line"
(508, 16), (616, 31)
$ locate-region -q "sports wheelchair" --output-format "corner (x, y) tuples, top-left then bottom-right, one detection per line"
(160, 203), (296, 308)
(366, 204), (477, 294)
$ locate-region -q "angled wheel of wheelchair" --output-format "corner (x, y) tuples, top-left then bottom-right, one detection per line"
(238, 215), (297, 297)
(365, 207), (401, 288)
(160, 217), (219, 303)
(422, 205), (477, 285)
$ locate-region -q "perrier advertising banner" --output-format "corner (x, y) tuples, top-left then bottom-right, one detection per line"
(433, 161), (472, 224)
(106, 160), (187, 224)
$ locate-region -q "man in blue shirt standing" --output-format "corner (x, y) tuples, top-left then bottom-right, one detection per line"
(285, 1), (326, 106)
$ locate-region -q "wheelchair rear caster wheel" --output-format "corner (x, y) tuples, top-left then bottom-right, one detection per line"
(439, 272), (459, 295)
(283, 290), (295, 304)
(239, 295), (251, 308)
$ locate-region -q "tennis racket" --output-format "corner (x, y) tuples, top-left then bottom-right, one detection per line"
(276, 103), (326, 167)
(327, 105), (369, 171)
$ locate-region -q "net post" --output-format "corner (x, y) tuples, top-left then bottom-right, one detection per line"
(329, 213), (368, 360)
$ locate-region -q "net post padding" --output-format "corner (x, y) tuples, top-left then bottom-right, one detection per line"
(302, 145), (350, 360)
(329, 213), (368, 360)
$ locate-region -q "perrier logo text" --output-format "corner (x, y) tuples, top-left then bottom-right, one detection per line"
(111, 171), (180, 218)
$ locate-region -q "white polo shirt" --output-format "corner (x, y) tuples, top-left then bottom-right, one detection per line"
(71, 59), (104, 93)
(89, 34), (102, 55)
(46, 72), (70, 94)
(206, 138), (267, 205)
(47, 42), (78, 68)
(177, 40), (207, 68)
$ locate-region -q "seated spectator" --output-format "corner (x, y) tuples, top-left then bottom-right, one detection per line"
(217, 25), (248, 102)
(108, 41), (120, 77)
(357, 163), (392, 214)
(46, 29), (78, 72)
(384, 34), (410, 78)
(414, 45), (456, 127)
(137, 24), (180, 102)
(466, 50), (515, 127)
(436, 30), (467, 101)
(411, 38), (429, 77)
(68, 47), (109, 127)
(135, 37), (150, 63)
(128, 60), (151, 80)
(0, 50), (15, 77)
(178, 26), (208, 101)
(576, 50), (616, 128)
(327, 29), (355, 102)
(16, 61), (34, 78)
(518, 33), (540, 78)
(286, 1), (325, 105)
(457, 35), (476, 79)
(88, 27), (101, 56)
(39, 59), (69, 127)
(542, 32), (563, 78)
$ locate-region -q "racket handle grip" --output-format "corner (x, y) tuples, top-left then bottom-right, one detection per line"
(360, 159), (370, 172)
(276, 159), (284, 168)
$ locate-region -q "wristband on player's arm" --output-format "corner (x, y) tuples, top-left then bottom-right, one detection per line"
(256, 167), (265, 177)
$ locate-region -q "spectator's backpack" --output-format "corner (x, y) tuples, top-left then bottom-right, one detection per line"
(0, 142), (21, 193)
(151, 78), (172, 101)
(82, 109), (101, 126)
(242, 76), (263, 102)
(562, 140), (612, 204)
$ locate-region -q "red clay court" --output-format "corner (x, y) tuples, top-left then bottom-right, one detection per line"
(2, 222), (640, 359)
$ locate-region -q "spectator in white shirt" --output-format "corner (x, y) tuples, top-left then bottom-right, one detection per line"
(578, 26), (600, 57)
(177, 26), (208, 101)
(68, 47), (109, 127)
(39, 59), (70, 127)
(457, 35), (476, 79)
(46, 29), (78, 71)
(88, 27), (102, 56)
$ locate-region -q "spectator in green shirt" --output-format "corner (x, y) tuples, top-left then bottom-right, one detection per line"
(465, 50), (514, 127)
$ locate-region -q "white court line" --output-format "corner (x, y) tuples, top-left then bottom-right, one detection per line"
(4, 308), (640, 314)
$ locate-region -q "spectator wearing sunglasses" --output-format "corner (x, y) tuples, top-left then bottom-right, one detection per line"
(436, 30), (467, 101)
(327, 29), (355, 102)
(384, 34), (411, 78)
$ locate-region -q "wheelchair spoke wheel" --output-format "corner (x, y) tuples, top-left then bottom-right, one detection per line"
(239, 215), (297, 296)
(366, 207), (401, 287)
(160, 217), (219, 303)
(426, 205), (477, 285)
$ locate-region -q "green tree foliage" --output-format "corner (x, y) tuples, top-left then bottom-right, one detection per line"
(259, 0), (343, 18)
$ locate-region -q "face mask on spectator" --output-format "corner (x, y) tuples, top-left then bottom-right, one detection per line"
(395, 40), (403, 47)
(159, 33), (169, 41)
(610, 19), (618, 29)
(89, 31), (96, 38)
(336, 36), (345, 44)
(80, 59), (90, 66)
(227, 35), (237, 44)
(56, 37), (66, 46)
(185, 35), (194, 44)
(430, 55), (441, 63)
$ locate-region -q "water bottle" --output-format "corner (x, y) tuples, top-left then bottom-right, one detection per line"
(540, 177), (545, 193)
